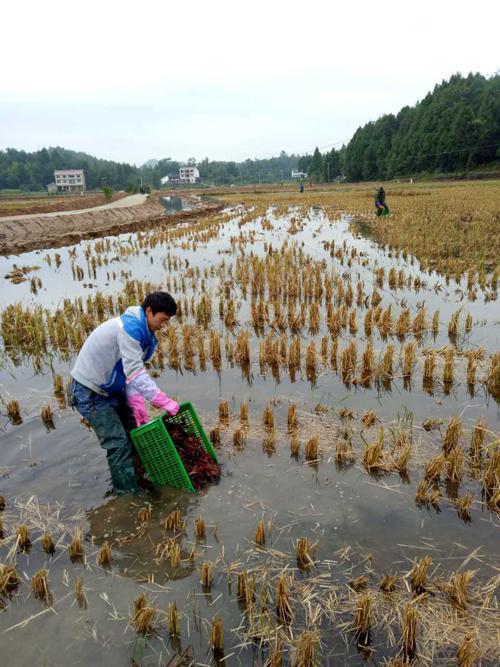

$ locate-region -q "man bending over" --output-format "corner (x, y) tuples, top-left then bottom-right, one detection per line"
(70, 291), (179, 494)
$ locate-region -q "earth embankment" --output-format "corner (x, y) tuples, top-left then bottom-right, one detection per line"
(0, 197), (223, 255)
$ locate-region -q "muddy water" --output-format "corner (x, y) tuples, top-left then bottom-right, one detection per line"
(0, 206), (498, 665)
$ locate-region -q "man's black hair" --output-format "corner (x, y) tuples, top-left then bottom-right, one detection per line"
(142, 291), (177, 316)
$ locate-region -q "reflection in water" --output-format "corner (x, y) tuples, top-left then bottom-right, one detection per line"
(160, 196), (192, 214)
(87, 486), (198, 583)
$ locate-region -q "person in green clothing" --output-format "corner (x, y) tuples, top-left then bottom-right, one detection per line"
(375, 187), (390, 216)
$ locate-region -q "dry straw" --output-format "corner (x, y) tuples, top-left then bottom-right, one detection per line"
(482, 450), (500, 505)
(455, 493), (474, 521)
(210, 616), (224, 652)
(263, 403), (275, 431)
(267, 637), (284, 667)
(16, 524), (31, 552)
(276, 575), (293, 624)
(74, 576), (87, 609)
(305, 435), (319, 461)
(132, 593), (156, 635)
(7, 400), (22, 425)
(97, 541), (112, 566)
(296, 537), (317, 570)
(32, 568), (51, 604)
(446, 569), (475, 609)
(470, 417), (485, 464)
(137, 504), (152, 524)
(360, 340), (375, 383)
(0, 565), (19, 594)
(445, 447), (464, 484)
(349, 575), (368, 592)
(210, 426), (221, 447)
(448, 309), (461, 338)
(353, 592), (371, 646)
(362, 429), (386, 471)
(423, 350), (436, 384)
(401, 603), (417, 661)
(195, 517), (206, 539)
(240, 401), (249, 428)
(403, 341), (416, 378)
(219, 400), (230, 426)
(424, 454), (445, 482)
(380, 574), (397, 593)
(254, 519), (266, 546)
(443, 346), (455, 385)
(290, 435), (300, 457)
(306, 341), (317, 382)
(410, 555), (432, 594)
(361, 409), (377, 428)
(169, 541), (181, 568)
(293, 630), (319, 667)
(68, 527), (84, 561)
(41, 405), (54, 427)
(443, 415), (462, 455)
(484, 352), (499, 399)
(168, 601), (180, 637)
(200, 561), (214, 590)
(42, 533), (55, 555)
(164, 509), (181, 532)
(341, 340), (357, 383)
(233, 428), (244, 449)
(287, 403), (298, 432)
(335, 438), (355, 466)
(457, 633), (478, 667)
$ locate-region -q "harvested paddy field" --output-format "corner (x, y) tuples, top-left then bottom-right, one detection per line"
(0, 181), (499, 666)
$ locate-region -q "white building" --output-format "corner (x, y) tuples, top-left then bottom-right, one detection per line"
(179, 166), (200, 184)
(291, 170), (307, 179)
(54, 169), (86, 192)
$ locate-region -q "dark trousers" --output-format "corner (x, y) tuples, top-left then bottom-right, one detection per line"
(70, 380), (138, 494)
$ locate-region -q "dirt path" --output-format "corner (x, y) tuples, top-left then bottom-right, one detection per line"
(0, 197), (224, 255)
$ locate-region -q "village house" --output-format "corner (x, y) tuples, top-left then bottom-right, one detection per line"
(54, 169), (86, 192)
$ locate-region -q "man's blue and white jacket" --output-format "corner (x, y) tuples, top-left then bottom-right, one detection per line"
(71, 306), (159, 398)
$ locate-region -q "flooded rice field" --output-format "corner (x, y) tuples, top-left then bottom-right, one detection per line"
(0, 201), (499, 665)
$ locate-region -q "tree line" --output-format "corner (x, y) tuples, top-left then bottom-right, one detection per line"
(1, 72), (498, 191)
(343, 72), (500, 180)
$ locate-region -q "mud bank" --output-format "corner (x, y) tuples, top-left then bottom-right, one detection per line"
(0, 191), (128, 218)
(0, 199), (224, 255)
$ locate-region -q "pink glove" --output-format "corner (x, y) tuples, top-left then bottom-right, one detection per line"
(151, 391), (180, 415)
(128, 393), (149, 427)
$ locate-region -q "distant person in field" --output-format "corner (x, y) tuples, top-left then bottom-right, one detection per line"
(70, 291), (180, 495)
(300, 182), (304, 193)
(375, 187), (389, 216)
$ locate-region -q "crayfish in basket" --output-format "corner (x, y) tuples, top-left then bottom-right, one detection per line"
(167, 424), (221, 490)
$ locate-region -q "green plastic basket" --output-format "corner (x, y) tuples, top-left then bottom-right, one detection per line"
(130, 402), (218, 491)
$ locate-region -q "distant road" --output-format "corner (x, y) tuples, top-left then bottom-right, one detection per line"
(0, 193), (148, 222)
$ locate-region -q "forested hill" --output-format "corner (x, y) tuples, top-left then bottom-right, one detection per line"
(343, 72), (500, 180)
(0, 147), (173, 192)
(0, 146), (301, 191)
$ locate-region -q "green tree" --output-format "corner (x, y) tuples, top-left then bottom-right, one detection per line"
(308, 147), (324, 181)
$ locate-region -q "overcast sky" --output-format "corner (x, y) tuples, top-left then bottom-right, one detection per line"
(1, 0), (498, 165)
